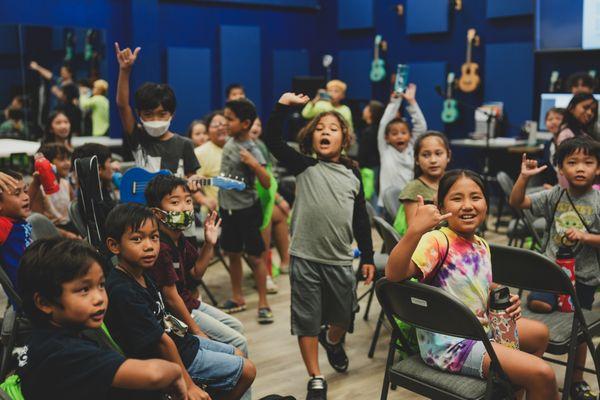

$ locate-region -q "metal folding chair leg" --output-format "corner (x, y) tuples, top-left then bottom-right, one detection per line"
(199, 279), (218, 306)
(364, 286), (375, 321)
(369, 309), (385, 358)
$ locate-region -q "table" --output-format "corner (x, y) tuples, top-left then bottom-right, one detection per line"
(450, 137), (528, 148)
(0, 137), (124, 158)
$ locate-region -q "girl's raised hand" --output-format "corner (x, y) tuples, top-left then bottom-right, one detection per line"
(407, 195), (452, 235)
(278, 92), (310, 106)
(114, 42), (141, 70)
(520, 153), (547, 177)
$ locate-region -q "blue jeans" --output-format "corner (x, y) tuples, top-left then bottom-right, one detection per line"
(188, 336), (244, 392)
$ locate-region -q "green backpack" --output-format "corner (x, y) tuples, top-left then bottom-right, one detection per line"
(0, 375), (23, 400)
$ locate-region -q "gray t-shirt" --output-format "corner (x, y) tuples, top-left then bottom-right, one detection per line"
(218, 137), (266, 210)
(530, 186), (600, 286)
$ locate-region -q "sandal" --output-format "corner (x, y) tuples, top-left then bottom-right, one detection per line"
(220, 299), (247, 314)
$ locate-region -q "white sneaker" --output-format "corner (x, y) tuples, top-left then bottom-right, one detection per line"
(266, 275), (279, 294)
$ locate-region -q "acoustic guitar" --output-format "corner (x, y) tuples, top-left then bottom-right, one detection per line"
(457, 29), (480, 93)
(369, 35), (386, 82)
(441, 72), (459, 124)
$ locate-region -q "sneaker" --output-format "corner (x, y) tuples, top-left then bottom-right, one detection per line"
(220, 299), (246, 314)
(266, 275), (279, 294)
(571, 381), (597, 400)
(318, 326), (349, 373)
(306, 376), (327, 400)
(258, 307), (274, 324)
(279, 264), (290, 274)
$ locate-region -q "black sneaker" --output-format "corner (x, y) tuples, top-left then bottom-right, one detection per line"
(571, 381), (597, 400)
(318, 327), (349, 373)
(306, 376), (327, 400)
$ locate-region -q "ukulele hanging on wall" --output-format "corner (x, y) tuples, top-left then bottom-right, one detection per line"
(457, 29), (480, 93)
(441, 72), (459, 124)
(370, 35), (386, 82)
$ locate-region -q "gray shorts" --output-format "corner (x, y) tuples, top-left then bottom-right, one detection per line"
(290, 256), (357, 336)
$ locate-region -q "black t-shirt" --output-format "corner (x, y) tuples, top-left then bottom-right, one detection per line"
(17, 327), (144, 400)
(105, 269), (199, 367)
(124, 125), (200, 175)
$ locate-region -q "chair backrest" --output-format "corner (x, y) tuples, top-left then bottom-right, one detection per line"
(496, 171), (514, 199)
(372, 216), (400, 254)
(0, 267), (21, 309)
(68, 200), (87, 238)
(26, 213), (59, 242)
(490, 243), (574, 296)
(521, 209), (543, 247)
(382, 185), (402, 221)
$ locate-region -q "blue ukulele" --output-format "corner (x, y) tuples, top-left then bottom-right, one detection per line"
(120, 167), (246, 204)
(369, 35), (386, 83)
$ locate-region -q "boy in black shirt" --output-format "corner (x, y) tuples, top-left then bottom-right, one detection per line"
(104, 203), (255, 400)
(17, 237), (186, 400)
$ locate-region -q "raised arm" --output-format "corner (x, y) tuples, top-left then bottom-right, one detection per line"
(264, 93), (315, 176)
(377, 93), (402, 155)
(509, 154), (547, 210)
(114, 42), (140, 135)
(29, 61), (53, 81)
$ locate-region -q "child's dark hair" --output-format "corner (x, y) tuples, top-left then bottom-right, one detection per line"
(553, 136), (600, 167)
(61, 63), (75, 78)
(437, 169), (487, 209)
(545, 107), (566, 120)
(413, 131), (451, 178)
(17, 237), (105, 326)
(186, 119), (206, 139)
(134, 82), (177, 114)
(105, 203), (158, 243)
(225, 98), (257, 125)
(560, 93), (599, 137)
(71, 143), (111, 170)
(385, 117), (410, 136)
(145, 174), (190, 208)
(566, 72), (595, 92)
(37, 143), (72, 162)
(368, 100), (385, 126)
(62, 84), (80, 104)
(226, 83), (244, 98)
(43, 110), (72, 145)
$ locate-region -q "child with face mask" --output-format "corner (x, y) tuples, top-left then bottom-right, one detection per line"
(114, 43), (199, 177)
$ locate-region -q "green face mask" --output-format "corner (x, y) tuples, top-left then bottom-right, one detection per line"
(156, 209), (194, 231)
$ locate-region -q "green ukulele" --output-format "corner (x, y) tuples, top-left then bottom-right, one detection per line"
(441, 72), (459, 124)
(369, 35), (386, 82)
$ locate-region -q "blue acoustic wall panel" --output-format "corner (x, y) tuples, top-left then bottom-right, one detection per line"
(220, 25), (261, 112)
(536, 0), (582, 50)
(338, 49), (372, 100)
(406, 0), (449, 35)
(487, 0), (533, 19)
(407, 62), (446, 132)
(484, 42), (534, 136)
(167, 47), (212, 134)
(273, 49), (309, 101)
(338, 0), (374, 30)
(193, 0), (318, 8)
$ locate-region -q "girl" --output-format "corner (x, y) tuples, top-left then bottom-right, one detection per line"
(539, 107), (566, 188)
(264, 93), (375, 400)
(377, 84), (427, 207)
(393, 131), (451, 235)
(187, 119), (209, 148)
(42, 111), (73, 152)
(386, 169), (558, 400)
(557, 93), (598, 144)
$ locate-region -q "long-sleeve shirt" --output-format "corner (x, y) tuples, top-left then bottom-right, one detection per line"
(377, 98), (427, 206)
(265, 103), (374, 266)
(301, 101), (354, 132)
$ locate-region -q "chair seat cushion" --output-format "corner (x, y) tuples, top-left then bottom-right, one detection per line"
(391, 355), (487, 399)
(522, 308), (600, 350)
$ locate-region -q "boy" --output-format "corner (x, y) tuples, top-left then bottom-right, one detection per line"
(301, 79), (353, 131)
(145, 174), (249, 357)
(219, 99), (273, 323)
(226, 84), (246, 101)
(0, 169), (32, 287)
(72, 142), (116, 201)
(80, 78), (110, 136)
(104, 203), (255, 400)
(17, 237), (187, 400)
(510, 136), (600, 400)
(114, 43), (199, 176)
(567, 72), (595, 95)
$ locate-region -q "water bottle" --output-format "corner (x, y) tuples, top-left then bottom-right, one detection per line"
(556, 245), (576, 312)
(395, 64), (410, 93)
(34, 153), (59, 195)
(488, 286), (519, 349)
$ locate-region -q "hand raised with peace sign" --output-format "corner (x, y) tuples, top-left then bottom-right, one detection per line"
(114, 42), (141, 71)
(407, 195), (452, 235)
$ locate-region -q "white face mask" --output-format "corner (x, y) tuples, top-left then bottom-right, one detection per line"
(142, 118), (171, 137)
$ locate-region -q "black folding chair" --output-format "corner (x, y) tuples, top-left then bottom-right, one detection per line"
(376, 278), (512, 400)
(382, 185), (402, 223)
(490, 244), (600, 399)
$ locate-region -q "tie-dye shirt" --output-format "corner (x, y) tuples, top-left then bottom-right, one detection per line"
(411, 227), (492, 373)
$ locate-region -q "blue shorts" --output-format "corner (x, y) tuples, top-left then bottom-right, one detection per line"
(460, 333), (493, 379)
(528, 282), (597, 311)
(188, 336), (244, 391)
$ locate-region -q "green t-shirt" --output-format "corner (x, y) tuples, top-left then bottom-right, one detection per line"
(301, 101), (353, 131)
(393, 179), (437, 235)
(80, 95), (109, 136)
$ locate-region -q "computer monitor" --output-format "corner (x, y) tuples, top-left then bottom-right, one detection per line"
(538, 93), (600, 131)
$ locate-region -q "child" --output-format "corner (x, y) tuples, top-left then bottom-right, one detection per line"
(510, 137), (600, 400)
(187, 119), (209, 148)
(539, 107), (566, 187)
(264, 93), (375, 400)
(144, 174), (249, 358)
(567, 71), (595, 95)
(104, 203), (255, 400)
(301, 80), (353, 131)
(358, 100), (385, 205)
(114, 43), (199, 176)
(218, 99), (273, 323)
(226, 84), (246, 101)
(80, 79), (110, 136)
(0, 107), (28, 138)
(41, 110), (73, 152)
(377, 84), (427, 207)
(393, 131), (451, 235)
(557, 93), (598, 144)
(72, 143), (117, 207)
(387, 169), (558, 400)
(17, 237), (187, 400)
(0, 169), (32, 287)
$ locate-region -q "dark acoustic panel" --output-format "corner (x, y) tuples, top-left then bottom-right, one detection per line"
(273, 49), (309, 101)
(338, 49), (372, 100)
(407, 61), (447, 132)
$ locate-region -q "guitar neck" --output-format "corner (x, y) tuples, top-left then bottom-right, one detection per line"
(374, 45), (379, 61)
(193, 178), (213, 186)
(466, 38), (472, 64)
